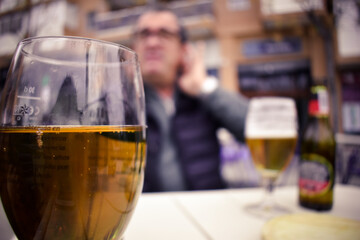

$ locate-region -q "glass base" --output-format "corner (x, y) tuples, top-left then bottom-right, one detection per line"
(245, 201), (291, 219)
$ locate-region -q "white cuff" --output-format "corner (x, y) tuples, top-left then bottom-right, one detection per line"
(201, 76), (219, 95)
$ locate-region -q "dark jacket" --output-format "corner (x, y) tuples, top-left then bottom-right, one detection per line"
(143, 85), (248, 192)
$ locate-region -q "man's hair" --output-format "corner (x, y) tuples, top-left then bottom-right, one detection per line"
(135, 4), (188, 44)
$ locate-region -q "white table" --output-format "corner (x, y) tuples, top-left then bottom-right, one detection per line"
(1, 184), (360, 240)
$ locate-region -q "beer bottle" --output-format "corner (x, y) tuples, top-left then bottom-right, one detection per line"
(299, 85), (336, 211)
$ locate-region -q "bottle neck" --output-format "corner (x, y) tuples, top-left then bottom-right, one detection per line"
(308, 100), (329, 118)
(308, 86), (330, 117)
(308, 114), (330, 124)
(308, 100), (332, 129)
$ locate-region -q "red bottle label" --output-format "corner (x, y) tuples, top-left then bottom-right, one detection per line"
(299, 153), (333, 196)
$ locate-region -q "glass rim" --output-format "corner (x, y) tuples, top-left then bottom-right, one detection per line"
(17, 35), (138, 66)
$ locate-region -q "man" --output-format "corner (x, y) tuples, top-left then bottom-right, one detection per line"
(132, 6), (248, 192)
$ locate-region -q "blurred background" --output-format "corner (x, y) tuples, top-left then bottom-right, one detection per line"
(1, 0), (359, 188)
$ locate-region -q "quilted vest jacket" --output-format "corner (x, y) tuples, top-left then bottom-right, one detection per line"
(143, 87), (225, 192)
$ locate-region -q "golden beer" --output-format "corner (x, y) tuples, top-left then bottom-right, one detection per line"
(246, 137), (297, 179)
(0, 125), (146, 240)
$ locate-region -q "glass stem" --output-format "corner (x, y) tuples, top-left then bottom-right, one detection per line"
(262, 177), (276, 209)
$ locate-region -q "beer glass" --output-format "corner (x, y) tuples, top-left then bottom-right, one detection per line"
(245, 97), (297, 219)
(0, 36), (146, 239)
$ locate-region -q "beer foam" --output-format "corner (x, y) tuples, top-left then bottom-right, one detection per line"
(245, 127), (298, 139)
(245, 97), (298, 138)
(248, 97), (297, 116)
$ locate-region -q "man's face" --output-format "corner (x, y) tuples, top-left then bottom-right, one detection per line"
(133, 11), (184, 89)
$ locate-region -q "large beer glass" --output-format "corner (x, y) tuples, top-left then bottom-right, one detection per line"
(245, 97), (297, 219)
(0, 36), (146, 239)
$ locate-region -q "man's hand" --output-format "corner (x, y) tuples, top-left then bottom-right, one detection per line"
(178, 42), (208, 97)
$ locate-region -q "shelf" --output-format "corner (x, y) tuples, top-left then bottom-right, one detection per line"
(0, 0), (55, 17)
(94, 14), (215, 43)
(91, 0), (214, 42)
(336, 133), (360, 145)
(336, 58), (360, 71)
(240, 89), (308, 98)
(0, 2), (28, 17)
(260, 0), (328, 30)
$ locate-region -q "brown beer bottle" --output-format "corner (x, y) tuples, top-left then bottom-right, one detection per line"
(299, 85), (336, 211)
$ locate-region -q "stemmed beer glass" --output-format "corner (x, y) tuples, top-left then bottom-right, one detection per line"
(0, 36), (146, 239)
(245, 97), (298, 219)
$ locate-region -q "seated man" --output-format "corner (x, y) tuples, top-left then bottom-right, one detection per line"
(132, 5), (248, 192)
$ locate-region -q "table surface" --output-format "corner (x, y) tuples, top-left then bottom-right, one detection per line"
(1, 184), (360, 240)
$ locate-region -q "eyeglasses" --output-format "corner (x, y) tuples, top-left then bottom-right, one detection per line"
(133, 28), (180, 41)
